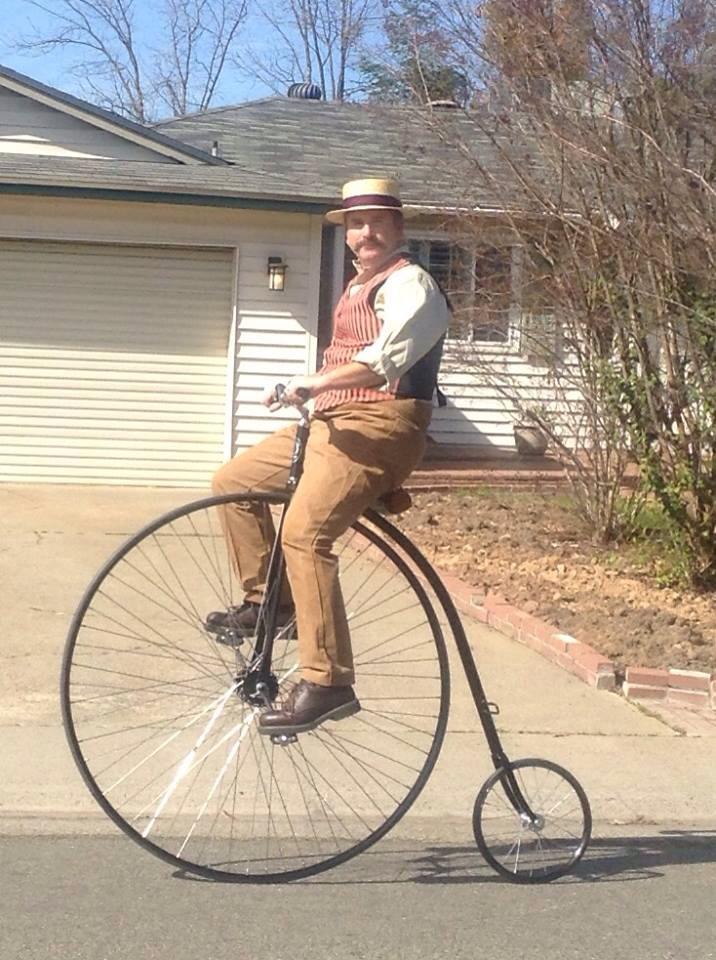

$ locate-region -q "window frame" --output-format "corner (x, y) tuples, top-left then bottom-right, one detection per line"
(405, 229), (524, 351)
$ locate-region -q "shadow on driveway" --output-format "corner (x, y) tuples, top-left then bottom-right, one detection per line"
(172, 828), (716, 887)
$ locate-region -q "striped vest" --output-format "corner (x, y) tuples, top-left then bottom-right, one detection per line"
(314, 253), (445, 412)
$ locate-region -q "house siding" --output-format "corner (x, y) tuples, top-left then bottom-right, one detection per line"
(431, 341), (570, 454)
(0, 190), (571, 471)
(0, 86), (173, 161)
(232, 215), (322, 450)
(0, 195), (319, 486)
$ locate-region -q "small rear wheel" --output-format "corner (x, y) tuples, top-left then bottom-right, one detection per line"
(473, 758), (591, 882)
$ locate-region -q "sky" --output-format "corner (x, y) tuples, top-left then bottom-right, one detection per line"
(0, 0), (278, 108)
(2, 0), (75, 88)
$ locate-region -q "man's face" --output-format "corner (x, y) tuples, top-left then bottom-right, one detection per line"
(344, 209), (404, 271)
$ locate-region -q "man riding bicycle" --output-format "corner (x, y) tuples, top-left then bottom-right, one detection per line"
(210, 177), (450, 736)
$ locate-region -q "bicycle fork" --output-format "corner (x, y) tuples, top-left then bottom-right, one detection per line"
(370, 510), (542, 828)
(246, 408), (310, 704)
(447, 606), (541, 826)
(459, 624), (541, 825)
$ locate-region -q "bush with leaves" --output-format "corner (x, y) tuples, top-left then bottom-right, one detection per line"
(380, 0), (716, 583)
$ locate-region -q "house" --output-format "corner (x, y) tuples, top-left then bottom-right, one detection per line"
(0, 65), (555, 488)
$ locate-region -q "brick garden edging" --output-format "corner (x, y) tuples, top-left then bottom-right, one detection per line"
(623, 667), (716, 712)
(435, 567), (716, 713)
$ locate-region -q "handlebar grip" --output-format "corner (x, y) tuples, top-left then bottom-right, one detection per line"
(273, 383), (310, 405)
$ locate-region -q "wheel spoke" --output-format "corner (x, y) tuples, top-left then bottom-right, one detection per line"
(62, 498), (449, 881)
(474, 760), (591, 882)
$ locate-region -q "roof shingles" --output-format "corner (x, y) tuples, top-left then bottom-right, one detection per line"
(0, 91), (537, 212)
(156, 99), (519, 209)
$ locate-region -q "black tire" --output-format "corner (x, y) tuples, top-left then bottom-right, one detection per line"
(61, 493), (450, 882)
(473, 758), (591, 882)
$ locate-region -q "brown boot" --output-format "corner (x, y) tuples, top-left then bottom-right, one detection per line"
(205, 601), (295, 643)
(258, 679), (360, 735)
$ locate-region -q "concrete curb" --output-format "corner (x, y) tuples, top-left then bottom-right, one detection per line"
(435, 567), (716, 714)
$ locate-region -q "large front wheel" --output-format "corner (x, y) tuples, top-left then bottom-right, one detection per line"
(62, 494), (450, 882)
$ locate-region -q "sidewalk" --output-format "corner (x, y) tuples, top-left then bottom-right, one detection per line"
(1, 483), (715, 834)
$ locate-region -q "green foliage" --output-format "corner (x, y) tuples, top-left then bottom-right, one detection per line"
(602, 287), (716, 588)
(611, 498), (695, 588)
(359, 0), (470, 104)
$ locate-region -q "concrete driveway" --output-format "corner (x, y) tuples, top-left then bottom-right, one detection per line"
(1, 482), (715, 839)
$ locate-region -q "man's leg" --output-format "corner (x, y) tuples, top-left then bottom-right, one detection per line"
(282, 402), (431, 687)
(211, 425), (295, 606)
(279, 421), (381, 687)
(258, 402), (430, 735)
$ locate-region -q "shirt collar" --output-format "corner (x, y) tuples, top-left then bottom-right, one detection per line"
(351, 244), (409, 283)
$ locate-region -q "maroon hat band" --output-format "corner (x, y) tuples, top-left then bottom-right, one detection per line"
(342, 194), (402, 210)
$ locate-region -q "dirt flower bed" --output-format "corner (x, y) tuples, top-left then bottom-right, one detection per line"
(394, 488), (716, 676)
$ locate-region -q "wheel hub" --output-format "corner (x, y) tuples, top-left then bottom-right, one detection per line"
(237, 670), (279, 707)
(520, 811), (545, 832)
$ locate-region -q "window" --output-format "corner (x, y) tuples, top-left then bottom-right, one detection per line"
(408, 238), (514, 343)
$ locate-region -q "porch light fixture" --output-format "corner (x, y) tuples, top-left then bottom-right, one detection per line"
(267, 256), (288, 291)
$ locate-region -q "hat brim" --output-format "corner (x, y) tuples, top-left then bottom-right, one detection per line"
(324, 203), (417, 225)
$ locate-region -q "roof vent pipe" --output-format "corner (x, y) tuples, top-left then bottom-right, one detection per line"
(287, 82), (323, 100)
(211, 140), (220, 157)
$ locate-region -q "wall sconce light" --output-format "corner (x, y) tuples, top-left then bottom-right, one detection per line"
(267, 256), (287, 291)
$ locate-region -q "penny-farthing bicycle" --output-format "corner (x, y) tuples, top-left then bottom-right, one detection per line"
(61, 390), (591, 884)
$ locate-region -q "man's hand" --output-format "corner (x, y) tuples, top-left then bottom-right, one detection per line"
(282, 375), (323, 406)
(262, 363), (385, 410)
(262, 375), (324, 409)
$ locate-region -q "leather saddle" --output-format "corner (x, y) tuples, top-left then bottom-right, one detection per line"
(376, 488), (413, 514)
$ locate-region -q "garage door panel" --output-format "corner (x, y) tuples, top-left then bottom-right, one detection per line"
(2, 323), (231, 353)
(1, 347), (228, 364)
(2, 421), (223, 439)
(1, 461), (220, 487)
(3, 436), (225, 452)
(1, 242), (233, 355)
(1, 371), (228, 389)
(1, 359), (228, 378)
(3, 319), (231, 342)
(2, 396), (225, 415)
(0, 239), (234, 485)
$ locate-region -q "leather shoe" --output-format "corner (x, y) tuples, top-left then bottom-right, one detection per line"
(258, 679), (360, 735)
(205, 601), (295, 642)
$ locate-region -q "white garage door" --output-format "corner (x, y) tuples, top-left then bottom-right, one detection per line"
(0, 239), (235, 486)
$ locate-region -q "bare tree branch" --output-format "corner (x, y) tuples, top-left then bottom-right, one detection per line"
(13, 0), (249, 120)
(153, 0), (249, 116)
(234, 0), (380, 100)
(412, 0), (716, 579)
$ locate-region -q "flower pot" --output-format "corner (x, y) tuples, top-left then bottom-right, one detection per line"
(513, 424), (549, 456)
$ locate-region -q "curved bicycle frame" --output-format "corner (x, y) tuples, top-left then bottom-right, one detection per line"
(247, 400), (539, 826)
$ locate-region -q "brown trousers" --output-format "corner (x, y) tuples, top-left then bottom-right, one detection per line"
(212, 399), (432, 687)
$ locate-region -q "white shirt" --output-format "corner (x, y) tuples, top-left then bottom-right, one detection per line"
(350, 258), (450, 386)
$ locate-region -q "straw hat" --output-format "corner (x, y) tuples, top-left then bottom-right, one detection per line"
(325, 177), (411, 224)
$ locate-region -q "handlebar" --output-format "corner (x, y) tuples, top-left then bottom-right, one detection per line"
(273, 383), (311, 421)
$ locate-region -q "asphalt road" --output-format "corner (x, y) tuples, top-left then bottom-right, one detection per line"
(3, 827), (716, 960)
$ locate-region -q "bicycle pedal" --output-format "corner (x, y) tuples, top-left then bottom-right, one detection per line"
(270, 732), (298, 746)
(212, 629), (245, 648)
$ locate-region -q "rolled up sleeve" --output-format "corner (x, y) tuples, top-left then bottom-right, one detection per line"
(353, 265), (450, 386)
